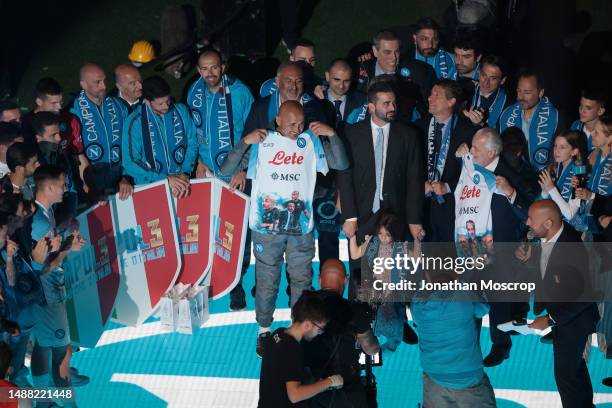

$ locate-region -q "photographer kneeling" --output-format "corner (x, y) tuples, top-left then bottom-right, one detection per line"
(303, 260), (380, 408)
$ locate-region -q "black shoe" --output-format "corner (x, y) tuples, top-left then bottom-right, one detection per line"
(229, 286), (247, 311)
(230, 297), (246, 311)
(483, 347), (510, 367)
(256, 332), (271, 358)
(540, 331), (553, 344)
(403, 323), (418, 344)
(603, 377), (612, 387)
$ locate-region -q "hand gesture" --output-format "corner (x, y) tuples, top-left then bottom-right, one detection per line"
(455, 143), (470, 158)
(309, 121), (336, 137)
(6, 239), (18, 258)
(538, 170), (555, 193)
(343, 219), (358, 239)
(462, 107), (485, 126)
(496, 176), (515, 197)
(118, 177), (134, 201)
(431, 181), (448, 196)
(244, 129), (267, 145)
(229, 171), (247, 192)
(196, 160), (213, 178)
(168, 174), (190, 198)
(314, 84), (326, 100)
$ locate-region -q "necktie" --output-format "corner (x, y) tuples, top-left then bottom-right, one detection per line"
(333, 99), (342, 125)
(373, 127), (384, 213)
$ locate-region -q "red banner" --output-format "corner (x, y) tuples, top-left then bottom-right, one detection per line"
(63, 203), (121, 347)
(175, 179), (214, 285)
(210, 182), (250, 299)
(112, 180), (181, 326)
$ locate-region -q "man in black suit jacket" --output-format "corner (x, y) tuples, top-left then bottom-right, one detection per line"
(337, 81), (425, 286)
(416, 78), (478, 243)
(338, 81), (425, 238)
(316, 59), (367, 128)
(518, 200), (599, 408)
(457, 127), (533, 366)
(355, 30), (435, 124)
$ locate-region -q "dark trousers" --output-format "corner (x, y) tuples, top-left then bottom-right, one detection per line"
(317, 229), (339, 267)
(553, 324), (595, 408)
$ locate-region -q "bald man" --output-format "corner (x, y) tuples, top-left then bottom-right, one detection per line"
(221, 100), (347, 357)
(314, 59), (367, 127)
(71, 63), (133, 200)
(114, 64), (143, 112)
(298, 260), (379, 406)
(517, 199), (599, 407)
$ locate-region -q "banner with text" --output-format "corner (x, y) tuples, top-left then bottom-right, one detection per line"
(112, 180), (182, 326)
(209, 180), (250, 299)
(63, 204), (121, 348)
(174, 179), (214, 285)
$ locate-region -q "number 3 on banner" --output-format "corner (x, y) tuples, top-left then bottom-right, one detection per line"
(222, 222), (234, 251)
(185, 215), (199, 243)
(147, 219), (164, 247)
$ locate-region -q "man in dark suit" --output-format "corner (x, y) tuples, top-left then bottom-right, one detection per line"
(315, 59), (367, 128)
(356, 30), (436, 123)
(457, 127), (533, 366)
(416, 78), (478, 243)
(517, 200), (599, 408)
(337, 80), (425, 288)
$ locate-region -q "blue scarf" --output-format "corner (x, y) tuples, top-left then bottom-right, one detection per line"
(555, 162), (578, 201)
(427, 115), (455, 182)
(588, 149), (611, 196)
(346, 103), (368, 124)
(187, 75), (236, 172)
(415, 48), (453, 79)
(267, 91), (313, 123)
(570, 120), (593, 152)
(471, 85), (507, 128)
(74, 90), (124, 165)
(140, 104), (187, 175)
(499, 97), (558, 170)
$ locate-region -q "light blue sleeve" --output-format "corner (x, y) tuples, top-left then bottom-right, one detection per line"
(246, 143), (259, 180)
(176, 104), (198, 175)
(121, 111), (160, 185)
(307, 130), (329, 175)
(473, 302), (490, 319)
(31, 212), (52, 243)
(259, 78), (277, 97)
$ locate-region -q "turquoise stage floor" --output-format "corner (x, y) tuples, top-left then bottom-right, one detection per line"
(67, 254), (612, 407)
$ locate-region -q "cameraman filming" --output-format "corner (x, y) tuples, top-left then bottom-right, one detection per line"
(304, 259), (380, 408)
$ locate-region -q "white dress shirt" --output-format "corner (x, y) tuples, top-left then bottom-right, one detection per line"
(540, 224), (564, 278)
